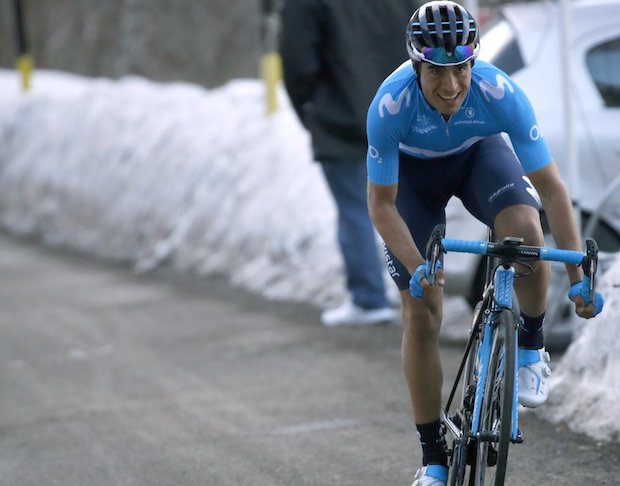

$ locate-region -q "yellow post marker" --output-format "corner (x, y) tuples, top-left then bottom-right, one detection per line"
(13, 0), (33, 92)
(261, 0), (282, 115)
(17, 54), (33, 92)
(261, 51), (282, 115)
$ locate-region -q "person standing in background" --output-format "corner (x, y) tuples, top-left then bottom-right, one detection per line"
(280, 0), (421, 326)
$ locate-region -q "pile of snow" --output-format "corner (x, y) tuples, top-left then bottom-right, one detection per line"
(539, 257), (620, 441)
(0, 70), (619, 442)
(0, 70), (346, 306)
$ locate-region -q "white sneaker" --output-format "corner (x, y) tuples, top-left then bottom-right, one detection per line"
(320, 300), (396, 327)
(517, 347), (551, 408)
(411, 465), (448, 486)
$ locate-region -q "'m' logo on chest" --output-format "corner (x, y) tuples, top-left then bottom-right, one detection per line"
(378, 89), (411, 118)
(479, 74), (515, 102)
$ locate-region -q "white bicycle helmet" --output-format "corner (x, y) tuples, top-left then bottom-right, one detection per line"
(406, 1), (479, 66)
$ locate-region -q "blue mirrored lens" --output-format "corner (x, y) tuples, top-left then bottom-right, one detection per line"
(421, 45), (475, 65)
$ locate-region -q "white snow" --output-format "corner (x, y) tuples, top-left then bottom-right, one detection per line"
(0, 70), (347, 306)
(0, 69), (618, 442)
(540, 257), (620, 442)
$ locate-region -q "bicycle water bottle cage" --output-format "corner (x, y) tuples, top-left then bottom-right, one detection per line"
(502, 236), (524, 246)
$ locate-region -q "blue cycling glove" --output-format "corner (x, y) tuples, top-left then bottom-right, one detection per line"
(409, 260), (442, 299)
(568, 281), (605, 317)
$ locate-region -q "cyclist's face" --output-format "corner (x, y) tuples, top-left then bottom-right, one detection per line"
(419, 62), (472, 118)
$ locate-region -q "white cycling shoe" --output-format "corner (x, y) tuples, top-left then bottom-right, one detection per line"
(517, 347), (551, 408)
(321, 301), (396, 327)
(411, 465), (448, 486)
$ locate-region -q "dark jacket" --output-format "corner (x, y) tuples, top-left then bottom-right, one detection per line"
(280, 0), (420, 162)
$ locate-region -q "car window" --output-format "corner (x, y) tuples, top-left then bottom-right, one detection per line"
(586, 38), (620, 108)
(479, 15), (525, 75)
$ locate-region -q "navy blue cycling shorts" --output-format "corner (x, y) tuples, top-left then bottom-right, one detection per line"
(385, 133), (541, 290)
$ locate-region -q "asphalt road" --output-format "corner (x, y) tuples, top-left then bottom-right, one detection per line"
(0, 233), (618, 486)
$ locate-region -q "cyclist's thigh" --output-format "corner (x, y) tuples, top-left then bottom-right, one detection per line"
(457, 134), (540, 228)
(384, 153), (466, 290)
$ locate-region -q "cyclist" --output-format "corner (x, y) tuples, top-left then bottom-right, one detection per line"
(365, 1), (605, 484)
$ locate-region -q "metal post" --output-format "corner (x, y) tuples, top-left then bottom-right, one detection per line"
(12, 0), (33, 92)
(260, 0), (282, 115)
(559, 0), (581, 234)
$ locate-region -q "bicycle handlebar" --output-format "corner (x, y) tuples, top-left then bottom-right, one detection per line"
(442, 239), (586, 265)
(425, 224), (600, 303)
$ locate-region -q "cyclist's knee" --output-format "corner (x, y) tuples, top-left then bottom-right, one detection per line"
(401, 293), (442, 341)
(494, 205), (543, 245)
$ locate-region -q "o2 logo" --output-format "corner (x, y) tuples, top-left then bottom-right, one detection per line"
(369, 145), (383, 164)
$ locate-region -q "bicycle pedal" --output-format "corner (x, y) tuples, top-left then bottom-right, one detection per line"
(465, 440), (476, 466)
(487, 445), (498, 467)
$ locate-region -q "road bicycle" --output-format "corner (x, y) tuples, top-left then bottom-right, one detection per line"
(423, 224), (600, 486)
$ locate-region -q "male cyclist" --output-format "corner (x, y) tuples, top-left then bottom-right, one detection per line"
(366, 2), (605, 484)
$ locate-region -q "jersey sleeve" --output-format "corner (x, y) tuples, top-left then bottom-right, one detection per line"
(366, 89), (404, 185)
(497, 81), (553, 173)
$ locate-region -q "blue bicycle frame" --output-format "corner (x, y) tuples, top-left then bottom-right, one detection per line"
(430, 223), (599, 486)
(442, 236), (594, 442)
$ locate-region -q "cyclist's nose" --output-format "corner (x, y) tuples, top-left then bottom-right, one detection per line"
(441, 71), (459, 92)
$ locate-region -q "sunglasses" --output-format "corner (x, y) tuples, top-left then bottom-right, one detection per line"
(420, 44), (477, 66)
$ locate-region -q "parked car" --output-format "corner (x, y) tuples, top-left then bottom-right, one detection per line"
(443, 0), (620, 349)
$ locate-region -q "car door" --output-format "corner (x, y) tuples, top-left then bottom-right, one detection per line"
(573, 31), (620, 243)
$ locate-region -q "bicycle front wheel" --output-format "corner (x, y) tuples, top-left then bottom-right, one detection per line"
(471, 309), (516, 486)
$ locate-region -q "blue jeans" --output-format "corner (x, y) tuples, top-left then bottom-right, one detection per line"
(320, 160), (389, 309)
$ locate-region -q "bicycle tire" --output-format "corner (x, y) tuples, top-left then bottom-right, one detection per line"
(470, 309), (516, 486)
(448, 301), (484, 486)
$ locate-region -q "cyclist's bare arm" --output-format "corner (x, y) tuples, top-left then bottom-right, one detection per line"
(528, 162), (582, 281)
(368, 181), (422, 276)
(527, 161), (598, 318)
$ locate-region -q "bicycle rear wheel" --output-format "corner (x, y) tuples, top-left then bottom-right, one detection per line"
(470, 309), (516, 486)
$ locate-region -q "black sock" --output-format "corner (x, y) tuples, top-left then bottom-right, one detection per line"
(518, 312), (545, 349)
(416, 420), (447, 466)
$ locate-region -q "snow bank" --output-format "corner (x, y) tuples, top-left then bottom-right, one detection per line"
(0, 70), (346, 306)
(539, 255), (620, 441)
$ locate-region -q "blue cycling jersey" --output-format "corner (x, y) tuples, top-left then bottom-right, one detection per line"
(366, 60), (553, 185)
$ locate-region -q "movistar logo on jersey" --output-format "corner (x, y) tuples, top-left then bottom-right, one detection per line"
(522, 176), (541, 205)
(479, 74), (514, 102)
(378, 88), (411, 118)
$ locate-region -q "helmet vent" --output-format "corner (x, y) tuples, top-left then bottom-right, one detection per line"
(408, 1), (478, 56)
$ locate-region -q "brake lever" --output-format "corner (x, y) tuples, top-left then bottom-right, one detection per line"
(582, 238), (599, 304)
(426, 224), (446, 286)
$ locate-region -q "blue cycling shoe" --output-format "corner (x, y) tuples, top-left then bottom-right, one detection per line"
(411, 464), (448, 486)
